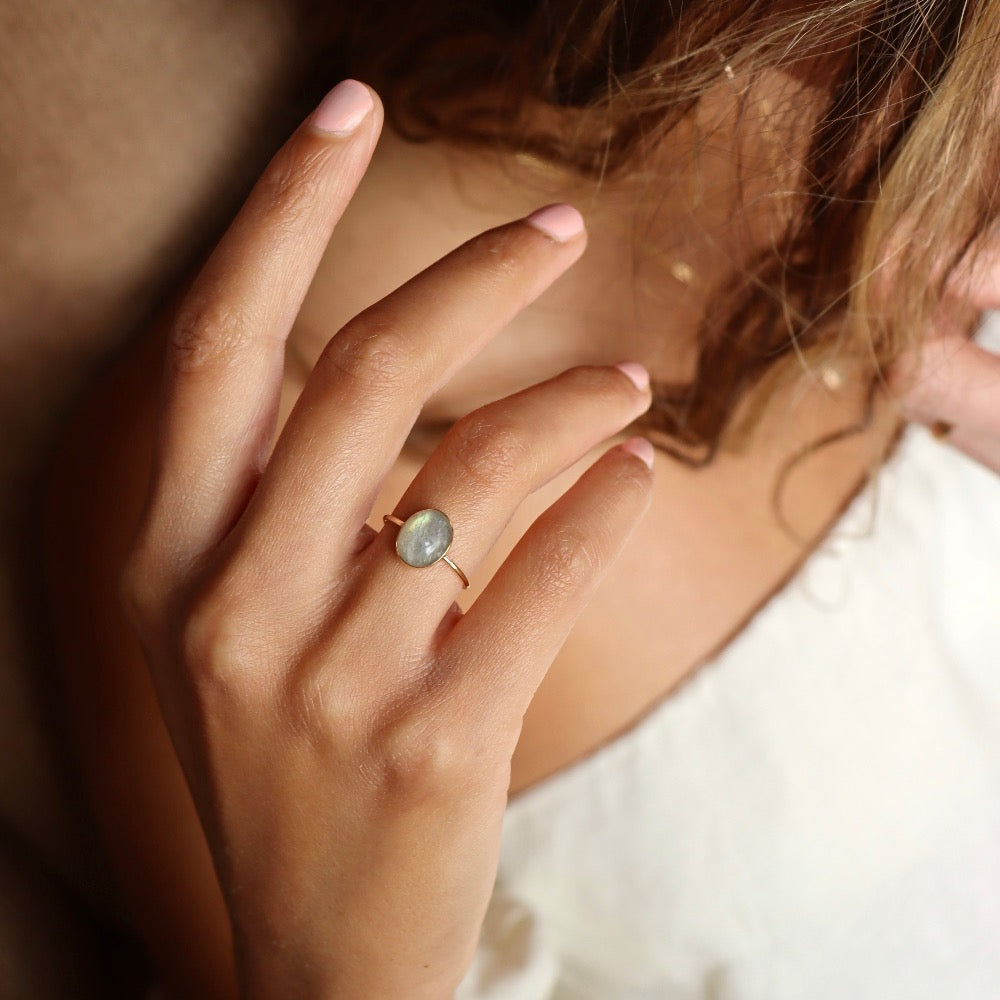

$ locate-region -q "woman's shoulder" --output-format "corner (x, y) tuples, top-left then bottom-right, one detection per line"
(502, 418), (1000, 823)
(465, 425), (1000, 1000)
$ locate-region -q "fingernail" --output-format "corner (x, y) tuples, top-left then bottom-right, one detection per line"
(614, 362), (650, 392)
(621, 437), (655, 469)
(525, 204), (585, 242)
(311, 80), (374, 136)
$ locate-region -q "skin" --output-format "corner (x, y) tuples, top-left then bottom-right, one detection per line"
(41, 77), (904, 996)
(69, 83), (660, 997)
(6, 5), (999, 997)
(177, 103), (662, 996)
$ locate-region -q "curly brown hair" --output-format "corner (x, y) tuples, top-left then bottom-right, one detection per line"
(302, 0), (1000, 466)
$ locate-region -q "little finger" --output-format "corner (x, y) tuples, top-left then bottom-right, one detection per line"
(440, 438), (655, 735)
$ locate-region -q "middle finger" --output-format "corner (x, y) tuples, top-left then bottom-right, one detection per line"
(351, 361), (652, 648)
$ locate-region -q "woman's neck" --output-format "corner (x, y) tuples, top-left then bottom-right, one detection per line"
(291, 118), (880, 461)
(284, 122), (901, 795)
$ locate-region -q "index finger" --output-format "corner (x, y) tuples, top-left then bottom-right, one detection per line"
(143, 80), (384, 570)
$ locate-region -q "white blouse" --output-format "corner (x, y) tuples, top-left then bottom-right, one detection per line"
(458, 340), (1000, 998)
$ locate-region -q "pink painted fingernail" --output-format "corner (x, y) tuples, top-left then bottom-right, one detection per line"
(614, 362), (650, 391)
(525, 204), (585, 242)
(621, 437), (655, 469)
(311, 80), (374, 136)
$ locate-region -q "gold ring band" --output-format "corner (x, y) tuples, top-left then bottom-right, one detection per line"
(382, 510), (470, 589)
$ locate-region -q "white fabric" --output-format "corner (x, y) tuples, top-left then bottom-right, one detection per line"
(458, 345), (1000, 998)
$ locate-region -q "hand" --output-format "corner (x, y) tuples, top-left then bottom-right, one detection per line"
(894, 253), (1000, 474)
(896, 326), (1000, 473)
(121, 79), (654, 998)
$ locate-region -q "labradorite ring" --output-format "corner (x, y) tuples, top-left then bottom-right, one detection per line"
(382, 509), (470, 589)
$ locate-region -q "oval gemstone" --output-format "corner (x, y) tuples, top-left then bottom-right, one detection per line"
(395, 508), (454, 568)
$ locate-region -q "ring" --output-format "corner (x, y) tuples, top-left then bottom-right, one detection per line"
(382, 509), (470, 589)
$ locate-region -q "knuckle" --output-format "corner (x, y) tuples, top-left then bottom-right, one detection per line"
(446, 411), (533, 491)
(467, 227), (528, 285)
(286, 668), (365, 752)
(535, 521), (602, 598)
(256, 138), (329, 233)
(177, 578), (264, 694)
(368, 706), (477, 802)
(320, 310), (416, 388)
(170, 293), (253, 374)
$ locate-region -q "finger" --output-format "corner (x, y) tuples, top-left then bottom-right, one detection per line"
(346, 363), (652, 648)
(438, 438), (654, 733)
(145, 80), (384, 567)
(235, 205), (588, 589)
(898, 331), (1000, 473)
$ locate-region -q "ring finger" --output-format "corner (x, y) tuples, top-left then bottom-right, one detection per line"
(349, 362), (652, 646)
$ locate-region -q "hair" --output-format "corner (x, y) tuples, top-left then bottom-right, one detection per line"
(304, 0), (1000, 466)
